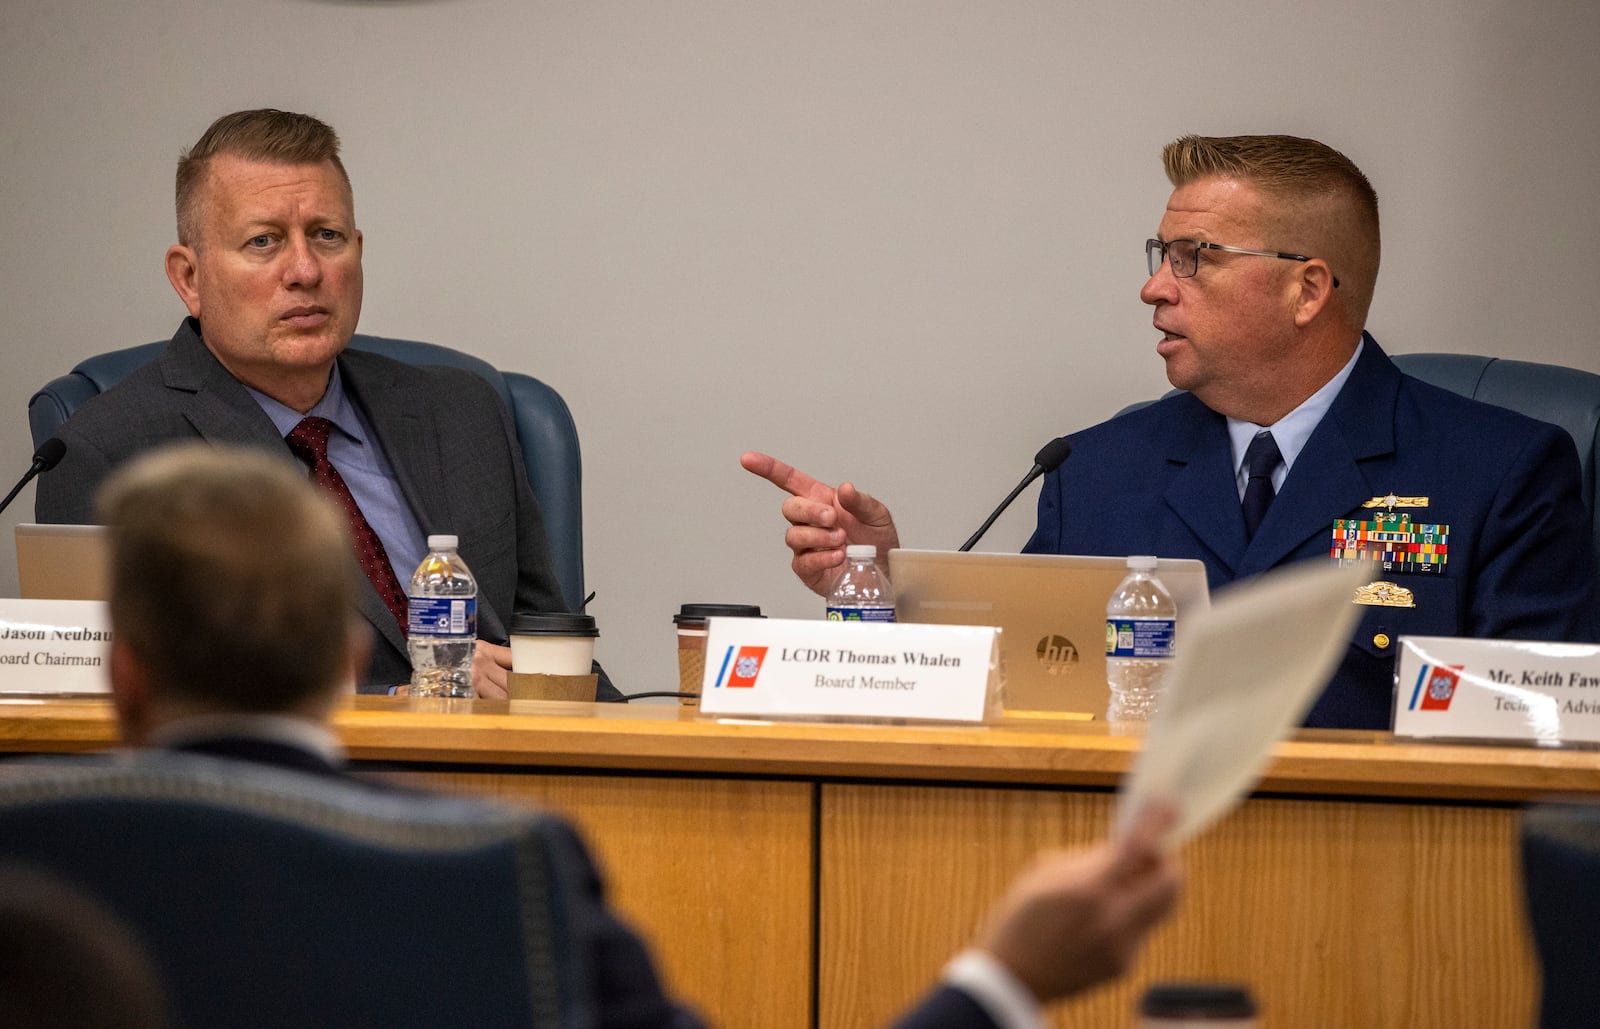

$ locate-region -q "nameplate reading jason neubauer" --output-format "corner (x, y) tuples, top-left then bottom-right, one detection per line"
(0, 600), (113, 693)
(699, 619), (998, 723)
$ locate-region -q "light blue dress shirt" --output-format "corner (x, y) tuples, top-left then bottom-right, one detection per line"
(1226, 338), (1364, 500)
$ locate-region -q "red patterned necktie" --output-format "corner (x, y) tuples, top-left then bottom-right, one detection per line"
(284, 416), (409, 636)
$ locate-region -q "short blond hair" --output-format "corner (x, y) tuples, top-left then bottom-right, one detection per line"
(98, 444), (359, 712)
(1163, 134), (1380, 328)
(176, 109), (350, 246)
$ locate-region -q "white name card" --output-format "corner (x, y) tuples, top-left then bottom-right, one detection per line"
(697, 617), (1000, 723)
(0, 599), (112, 695)
(1393, 635), (1600, 746)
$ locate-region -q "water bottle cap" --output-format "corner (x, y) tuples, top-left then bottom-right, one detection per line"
(428, 534), (459, 551)
(845, 545), (878, 560)
(1126, 554), (1158, 571)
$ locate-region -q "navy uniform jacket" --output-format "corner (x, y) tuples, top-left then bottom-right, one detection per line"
(1024, 336), (1600, 729)
(36, 318), (571, 694)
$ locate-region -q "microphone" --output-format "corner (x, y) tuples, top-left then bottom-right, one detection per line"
(958, 437), (1072, 553)
(0, 438), (68, 517)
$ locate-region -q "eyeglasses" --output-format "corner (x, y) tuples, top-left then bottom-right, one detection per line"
(1146, 238), (1339, 288)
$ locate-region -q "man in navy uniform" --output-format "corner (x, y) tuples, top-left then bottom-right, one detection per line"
(745, 133), (1599, 729)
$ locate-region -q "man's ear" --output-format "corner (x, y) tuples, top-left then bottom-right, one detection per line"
(1291, 259), (1338, 328)
(165, 245), (202, 319)
(109, 636), (152, 745)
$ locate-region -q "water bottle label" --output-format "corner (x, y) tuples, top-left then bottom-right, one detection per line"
(408, 596), (477, 637)
(826, 605), (896, 623)
(1105, 617), (1174, 659)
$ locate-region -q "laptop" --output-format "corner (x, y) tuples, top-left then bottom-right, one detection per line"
(15, 523), (111, 601)
(888, 549), (1210, 716)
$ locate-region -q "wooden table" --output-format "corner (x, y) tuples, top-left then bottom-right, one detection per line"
(5, 695), (1598, 1027)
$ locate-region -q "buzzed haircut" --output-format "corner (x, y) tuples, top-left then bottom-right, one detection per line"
(175, 108), (350, 246)
(1163, 134), (1381, 328)
(98, 444), (360, 712)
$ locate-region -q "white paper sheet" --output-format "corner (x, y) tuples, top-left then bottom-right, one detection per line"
(1116, 561), (1366, 846)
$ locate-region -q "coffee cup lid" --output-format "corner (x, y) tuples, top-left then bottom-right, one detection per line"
(674, 603), (764, 627)
(510, 612), (599, 637)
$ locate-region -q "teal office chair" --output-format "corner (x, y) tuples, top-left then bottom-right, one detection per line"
(27, 335), (587, 612)
(1389, 354), (1600, 564)
(1115, 352), (1600, 564)
(0, 752), (586, 1028)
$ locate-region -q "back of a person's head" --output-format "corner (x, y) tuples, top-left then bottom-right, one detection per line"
(98, 443), (360, 713)
(175, 108), (348, 246)
(0, 862), (168, 1029)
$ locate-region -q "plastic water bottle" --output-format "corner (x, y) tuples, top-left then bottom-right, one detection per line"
(1105, 555), (1175, 731)
(408, 534), (477, 697)
(826, 545), (896, 622)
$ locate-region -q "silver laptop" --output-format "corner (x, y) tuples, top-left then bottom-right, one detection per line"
(889, 549), (1210, 716)
(15, 523), (110, 601)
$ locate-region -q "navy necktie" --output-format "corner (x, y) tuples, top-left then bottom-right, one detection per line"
(1241, 430), (1282, 540)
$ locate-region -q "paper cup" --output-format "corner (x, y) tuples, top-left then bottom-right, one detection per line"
(673, 604), (764, 706)
(510, 612), (598, 676)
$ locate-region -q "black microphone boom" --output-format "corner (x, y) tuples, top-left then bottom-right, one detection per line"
(0, 438), (68, 518)
(958, 438), (1072, 553)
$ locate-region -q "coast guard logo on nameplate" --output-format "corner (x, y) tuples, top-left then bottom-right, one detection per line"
(1408, 662), (1463, 712)
(716, 645), (769, 689)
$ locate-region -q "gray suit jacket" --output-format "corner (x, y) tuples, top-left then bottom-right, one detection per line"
(36, 319), (569, 692)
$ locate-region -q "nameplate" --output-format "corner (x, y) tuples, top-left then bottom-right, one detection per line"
(0, 599), (112, 694)
(1393, 636), (1600, 745)
(697, 617), (1000, 723)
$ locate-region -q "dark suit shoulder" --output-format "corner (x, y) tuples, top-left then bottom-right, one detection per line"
(338, 347), (501, 399)
(1066, 390), (1216, 459)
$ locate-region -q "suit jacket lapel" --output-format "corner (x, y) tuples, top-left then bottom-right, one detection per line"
(338, 353), (469, 658)
(1239, 335), (1402, 577)
(338, 352), (453, 538)
(161, 322), (287, 449)
(1160, 399), (1250, 576)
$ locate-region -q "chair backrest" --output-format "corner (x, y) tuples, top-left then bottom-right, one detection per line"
(0, 752), (584, 1028)
(1391, 353), (1600, 563)
(27, 335), (586, 611)
(1521, 801), (1600, 1029)
(1113, 351), (1600, 563)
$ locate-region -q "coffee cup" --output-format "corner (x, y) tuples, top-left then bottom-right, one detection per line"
(674, 604), (763, 705)
(508, 612), (599, 701)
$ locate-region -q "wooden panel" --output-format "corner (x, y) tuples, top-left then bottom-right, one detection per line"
(820, 784), (1537, 1029)
(374, 770), (814, 1029)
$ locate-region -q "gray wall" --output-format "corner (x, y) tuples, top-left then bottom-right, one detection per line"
(5, 1), (1598, 695)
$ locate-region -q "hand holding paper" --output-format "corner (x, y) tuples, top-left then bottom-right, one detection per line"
(1117, 561), (1366, 846)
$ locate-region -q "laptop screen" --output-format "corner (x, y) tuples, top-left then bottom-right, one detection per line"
(889, 549), (1209, 716)
(15, 523), (110, 602)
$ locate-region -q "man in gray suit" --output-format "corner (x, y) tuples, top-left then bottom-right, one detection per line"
(35, 108), (591, 698)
